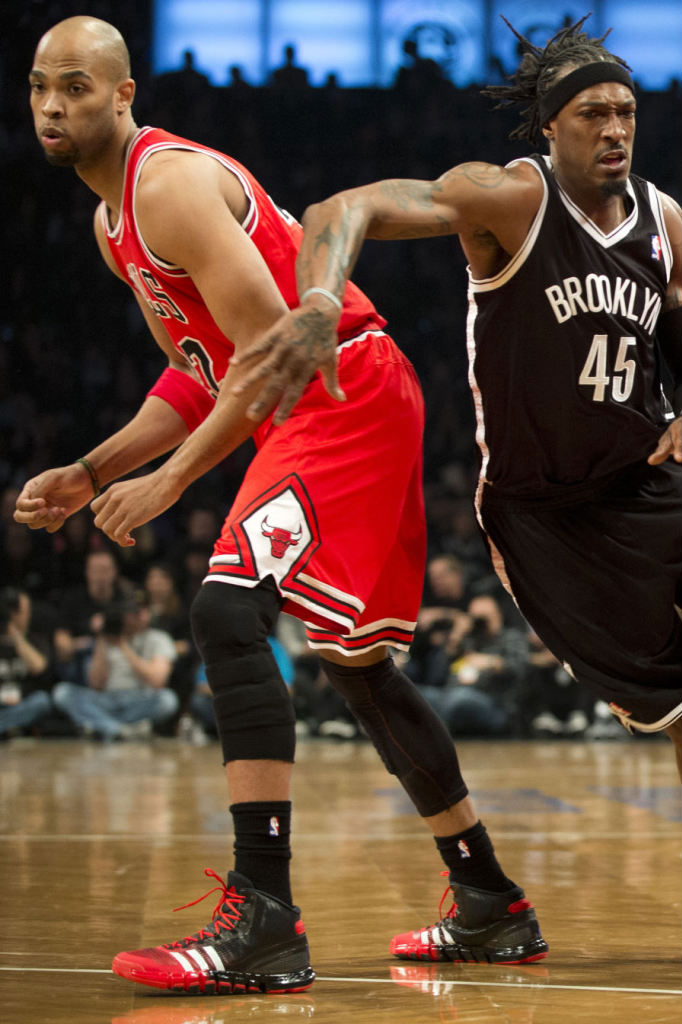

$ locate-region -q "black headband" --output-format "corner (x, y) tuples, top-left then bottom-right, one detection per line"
(538, 62), (635, 125)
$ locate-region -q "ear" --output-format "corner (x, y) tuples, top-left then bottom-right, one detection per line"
(116, 78), (136, 114)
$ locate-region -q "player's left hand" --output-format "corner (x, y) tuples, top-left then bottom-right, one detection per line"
(91, 472), (180, 547)
(648, 416), (682, 465)
(232, 305), (345, 425)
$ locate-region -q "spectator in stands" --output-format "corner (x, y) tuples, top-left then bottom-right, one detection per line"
(54, 548), (131, 685)
(53, 591), (178, 740)
(270, 44), (310, 90)
(144, 561), (195, 726)
(525, 631), (596, 739)
(0, 587), (52, 737)
(414, 593), (528, 737)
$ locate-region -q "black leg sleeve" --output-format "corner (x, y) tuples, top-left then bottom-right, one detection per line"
(321, 656), (468, 816)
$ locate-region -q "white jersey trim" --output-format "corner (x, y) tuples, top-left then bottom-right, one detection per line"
(466, 293), (490, 489)
(103, 127), (259, 276)
(295, 572), (364, 613)
(552, 155), (640, 248)
(467, 157), (548, 294)
(609, 699), (682, 734)
(201, 574), (358, 634)
(646, 182), (673, 284)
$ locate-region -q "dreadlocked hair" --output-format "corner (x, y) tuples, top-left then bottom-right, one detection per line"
(482, 13), (631, 144)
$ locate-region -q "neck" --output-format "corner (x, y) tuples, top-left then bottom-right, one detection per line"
(551, 165), (628, 233)
(76, 121), (139, 216)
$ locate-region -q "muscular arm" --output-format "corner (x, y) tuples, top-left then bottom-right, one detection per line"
(91, 151), (294, 544)
(235, 160), (542, 421)
(296, 160), (540, 299)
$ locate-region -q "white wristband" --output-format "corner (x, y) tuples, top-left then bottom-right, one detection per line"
(299, 286), (343, 310)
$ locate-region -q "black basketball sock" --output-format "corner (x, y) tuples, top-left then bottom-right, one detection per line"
(435, 820), (517, 893)
(230, 801), (292, 906)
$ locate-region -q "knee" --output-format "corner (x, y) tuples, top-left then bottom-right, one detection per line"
(52, 682), (75, 708)
(32, 690), (52, 714)
(155, 688), (179, 720)
(190, 580), (281, 657)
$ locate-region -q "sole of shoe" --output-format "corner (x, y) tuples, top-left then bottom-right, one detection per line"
(112, 953), (315, 995)
(391, 937), (549, 965)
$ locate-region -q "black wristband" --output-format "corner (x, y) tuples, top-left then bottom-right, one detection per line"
(76, 457), (101, 497)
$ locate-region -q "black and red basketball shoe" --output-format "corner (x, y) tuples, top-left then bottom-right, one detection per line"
(390, 879), (548, 965)
(112, 869), (315, 995)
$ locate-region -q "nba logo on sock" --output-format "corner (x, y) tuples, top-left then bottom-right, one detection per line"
(269, 816), (280, 837)
(458, 839), (471, 859)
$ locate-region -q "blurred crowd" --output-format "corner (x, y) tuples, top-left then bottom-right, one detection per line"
(2, 1), (680, 746)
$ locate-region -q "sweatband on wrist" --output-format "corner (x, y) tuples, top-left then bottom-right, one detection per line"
(299, 286), (343, 310)
(538, 62), (635, 125)
(146, 367), (215, 432)
(76, 457), (100, 497)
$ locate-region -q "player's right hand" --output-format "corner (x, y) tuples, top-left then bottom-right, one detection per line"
(232, 304), (345, 425)
(648, 415), (682, 466)
(13, 464), (96, 533)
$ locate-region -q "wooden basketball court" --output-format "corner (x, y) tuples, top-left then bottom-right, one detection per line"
(1, 734), (680, 1023)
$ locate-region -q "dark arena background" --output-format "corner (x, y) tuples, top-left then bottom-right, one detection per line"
(1, 3), (681, 1023)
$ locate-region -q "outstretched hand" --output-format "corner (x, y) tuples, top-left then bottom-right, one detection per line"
(648, 416), (682, 465)
(91, 471), (180, 547)
(13, 464), (96, 533)
(232, 305), (345, 425)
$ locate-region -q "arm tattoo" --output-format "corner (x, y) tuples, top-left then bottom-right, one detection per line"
(442, 162), (507, 190)
(291, 308), (338, 358)
(378, 179), (441, 211)
(310, 215), (362, 295)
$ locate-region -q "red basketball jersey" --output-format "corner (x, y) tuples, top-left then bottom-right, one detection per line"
(100, 126), (385, 400)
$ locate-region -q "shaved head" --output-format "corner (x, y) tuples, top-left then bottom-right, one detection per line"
(34, 16), (131, 84)
(30, 16), (136, 171)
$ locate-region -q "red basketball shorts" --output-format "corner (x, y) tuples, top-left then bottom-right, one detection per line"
(205, 329), (426, 656)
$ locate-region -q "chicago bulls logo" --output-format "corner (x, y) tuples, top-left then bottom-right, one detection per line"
(261, 516), (303, 559)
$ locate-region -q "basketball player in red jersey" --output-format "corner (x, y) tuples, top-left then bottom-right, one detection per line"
(240, 14), (682, 953)
(15, 17), (547, 996)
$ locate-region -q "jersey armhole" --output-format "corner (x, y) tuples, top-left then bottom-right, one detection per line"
(467, 158), (548, 293)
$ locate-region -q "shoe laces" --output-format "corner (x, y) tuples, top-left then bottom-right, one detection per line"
(437, 870), (458, 922)
(166, 868), (245, 948)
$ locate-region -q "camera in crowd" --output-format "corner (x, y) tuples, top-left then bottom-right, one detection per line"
(101, 592), (148, 639)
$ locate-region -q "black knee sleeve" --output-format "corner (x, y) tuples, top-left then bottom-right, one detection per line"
(190, 578), (295, 764)
(321, 657), (468, 817)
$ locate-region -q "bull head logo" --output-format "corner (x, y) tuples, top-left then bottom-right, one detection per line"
(261, 516), (303, 559)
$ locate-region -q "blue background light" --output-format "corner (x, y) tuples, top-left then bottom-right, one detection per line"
(152, 0), (682, 89)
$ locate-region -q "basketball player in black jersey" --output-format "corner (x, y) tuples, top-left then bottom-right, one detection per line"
(238, 16), (682, 961)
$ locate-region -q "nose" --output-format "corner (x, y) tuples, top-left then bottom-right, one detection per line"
(601, 112), (627, 140)
(41, 89), (64, 119)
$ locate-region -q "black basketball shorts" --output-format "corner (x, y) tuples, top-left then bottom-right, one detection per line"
(479, 461), (682, 732)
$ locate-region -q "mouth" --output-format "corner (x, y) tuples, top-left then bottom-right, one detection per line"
(598, 149), (628, 173)
(40, 126), (66, 147)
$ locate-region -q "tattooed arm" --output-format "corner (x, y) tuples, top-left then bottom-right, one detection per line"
(648, 193), (682, 462)
(235, 160), (542, 422)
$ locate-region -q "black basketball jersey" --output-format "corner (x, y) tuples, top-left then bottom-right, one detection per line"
(467, 154), (673, 503)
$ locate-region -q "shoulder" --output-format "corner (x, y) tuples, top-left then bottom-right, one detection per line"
(136, 147), (244, 212)
(134, 148), (248, 258)
(439, 156), (544, 198)
(142, 628), (177, 658)
(657, 190), (682, 239)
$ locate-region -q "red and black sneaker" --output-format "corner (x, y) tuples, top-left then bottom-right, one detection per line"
(112, 869), (315, 995)
(390, 878), (548, 965)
